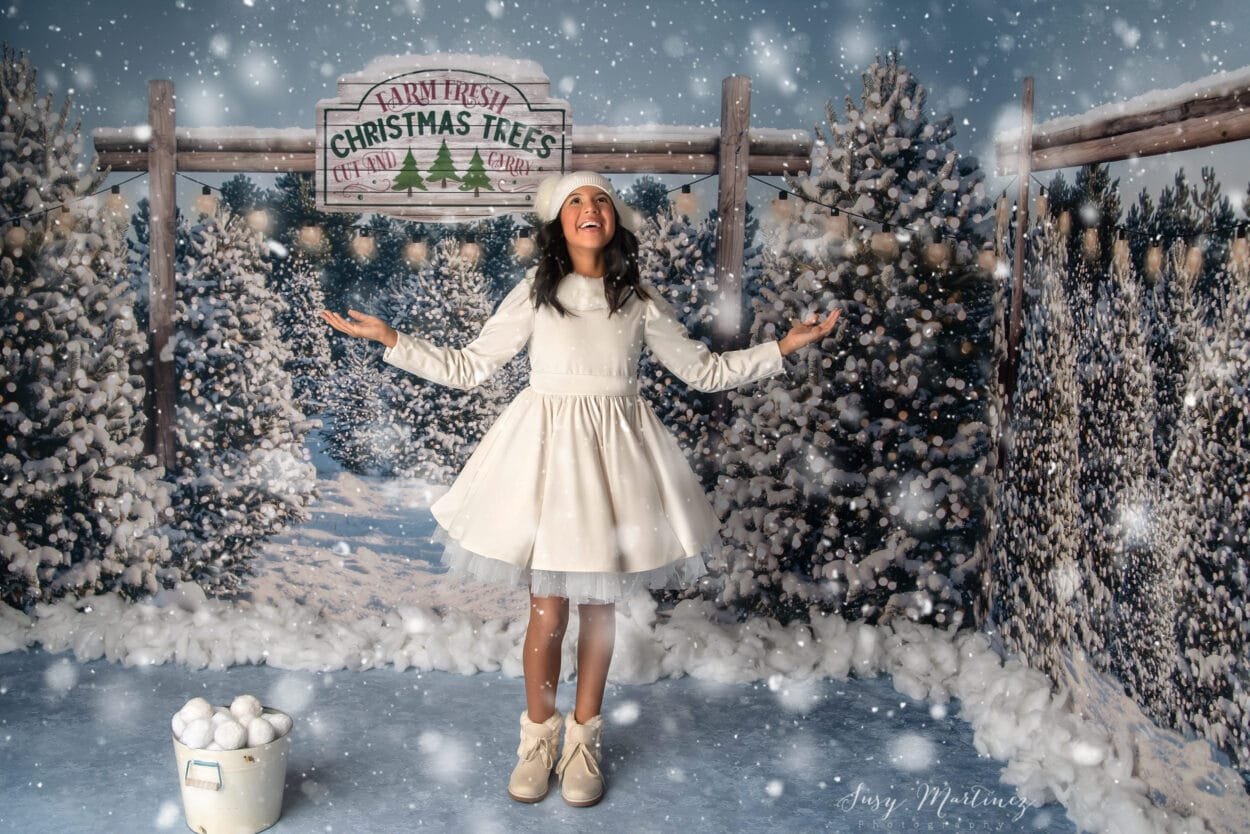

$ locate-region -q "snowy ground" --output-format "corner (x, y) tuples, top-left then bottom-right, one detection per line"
(0, 420), (1246, 834)
(1, 648), (1073, 834)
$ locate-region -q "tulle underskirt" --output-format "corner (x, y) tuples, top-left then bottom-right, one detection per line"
(428, 523), (716, 605)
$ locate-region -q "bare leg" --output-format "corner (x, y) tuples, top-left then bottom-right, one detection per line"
(573, 601), (616, 723)
(523, 593), (569, 723)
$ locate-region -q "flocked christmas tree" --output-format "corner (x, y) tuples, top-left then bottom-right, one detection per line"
(990, 221), (1084, 677)
(1166, 248), (1249, 783)
(269, 241), (332, 416)
(323, 336), (399, 476)
(697, 51), (994, 626)
(1078, 236), (1163, 696)
(358, 237), (525, 482)
(0, 45), (174, 609)
(160, 206), (319, 596)
(634, 203), (726, 488)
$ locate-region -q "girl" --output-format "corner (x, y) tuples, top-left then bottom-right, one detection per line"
(320, 171), (840, 808)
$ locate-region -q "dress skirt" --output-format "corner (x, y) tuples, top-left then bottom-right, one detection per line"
(426, 383), (724, 606)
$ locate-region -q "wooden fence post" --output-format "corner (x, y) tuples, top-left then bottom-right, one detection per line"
(711, 74), (752, 429)
(146, 79), (177, 471)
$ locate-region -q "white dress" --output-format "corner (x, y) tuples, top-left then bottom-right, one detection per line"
(382, 269), (786, 605)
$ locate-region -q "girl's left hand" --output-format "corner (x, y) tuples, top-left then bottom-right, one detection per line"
(779, 308), (841, 356)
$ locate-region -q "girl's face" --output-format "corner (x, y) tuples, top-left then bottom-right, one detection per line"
(559, 186), (616, 251)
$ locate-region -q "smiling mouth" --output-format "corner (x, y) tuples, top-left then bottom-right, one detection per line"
(578, 221), (603, 230)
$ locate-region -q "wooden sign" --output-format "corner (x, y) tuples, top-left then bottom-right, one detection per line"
(314, 53), (572, 222)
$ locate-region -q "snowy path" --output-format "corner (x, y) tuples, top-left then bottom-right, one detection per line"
(0, 647), (1075, 833)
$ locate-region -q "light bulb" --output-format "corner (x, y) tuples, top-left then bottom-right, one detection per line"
(106, 185), (127, 222)
(823, 212), (849, 241)
(298, 225), (323, 252)
(460, 240), (481, 264)
(870, 230), (899, 260)
(977, 249), (998, 273)
(1184, 245), (1202, 280)
(1230, 237), (1248, 271)
(512, 236), (535, 261)
(351, 229), (375, 260)
(1145, 246), (1163, 276)
(674, 186), (698, 218)
(195, 186), (217, 217)
(771, 191), (793, 221)
(4, 223), (27, 252)
(403, 240), (429, 266)
(246, 209), (271, 234)
(1081, 228), (1099, 261)
(924, 241), (951, 269)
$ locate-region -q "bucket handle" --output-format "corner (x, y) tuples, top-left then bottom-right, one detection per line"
(184, 759), (223, 791)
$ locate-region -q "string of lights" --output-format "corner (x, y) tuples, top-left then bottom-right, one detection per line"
(6, 169), (1244, 269)
(745, 170), (1245, 258)
(746, 173), (1019, 246)
(1, 171), (147, 227)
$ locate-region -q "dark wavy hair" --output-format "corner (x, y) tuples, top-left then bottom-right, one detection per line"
(529, 214), (654, 317)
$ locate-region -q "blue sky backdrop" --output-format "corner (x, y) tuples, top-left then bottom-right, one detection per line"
(5, 0), (1247, 218)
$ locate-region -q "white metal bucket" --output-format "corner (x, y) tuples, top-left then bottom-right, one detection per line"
(171, 707), (292, 834)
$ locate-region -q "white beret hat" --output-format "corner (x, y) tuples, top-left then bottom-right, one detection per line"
(534, 170), (641, 234)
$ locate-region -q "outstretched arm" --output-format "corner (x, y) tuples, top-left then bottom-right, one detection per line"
(642, 291), (786, 393)
(642, 291), (842, 392)
(321, 277), (536, 391)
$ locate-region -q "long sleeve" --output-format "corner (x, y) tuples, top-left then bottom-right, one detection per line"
(642, 290), (785, 393)
(382, 276), (535, 390)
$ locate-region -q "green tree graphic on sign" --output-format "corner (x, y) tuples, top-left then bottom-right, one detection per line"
(459, 148), (494, 197)
(426, 140), (462, 189)
(392, 149), (428, 195)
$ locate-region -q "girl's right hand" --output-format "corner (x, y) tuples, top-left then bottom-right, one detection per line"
(320, 309), (398, 347)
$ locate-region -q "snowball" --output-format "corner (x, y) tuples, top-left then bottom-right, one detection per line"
(247, 717), (277, 747)
(205, 742), (223, 752)
(230, 694), (263, 722)
(265, 711), (293, 738)
(180, 718), (214, 749)
(214, 720), (247, 750)
(179, 697), (213, 721)
(171, 713), (186, 738)
(211, 707), (233, 726)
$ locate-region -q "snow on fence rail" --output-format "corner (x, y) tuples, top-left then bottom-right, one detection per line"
(995, 64), (1250, 174)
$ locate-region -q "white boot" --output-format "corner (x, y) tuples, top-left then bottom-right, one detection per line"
(556, 710), (605, 806)
(507, 708), (564, 803)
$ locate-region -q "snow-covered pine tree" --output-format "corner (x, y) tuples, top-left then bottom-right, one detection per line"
(1043, 164), (1122, 286)
(991, 222), (1083, 677)
(634, 204), (724, 487)
(161, 206), (319, 596)
(368, 237), (524, 482)
(1127, 168), (1234, 324)
(270, 243), (331, 416)
(1081, 247), (1171, 704)
(322, 336), (399, 476)
(218, 173), (270, 219)
(702, 51), (994, 626)
(1167, 249), (1250, 785)
(0, 45), (174, 609)
(624, 175), (673, 224)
